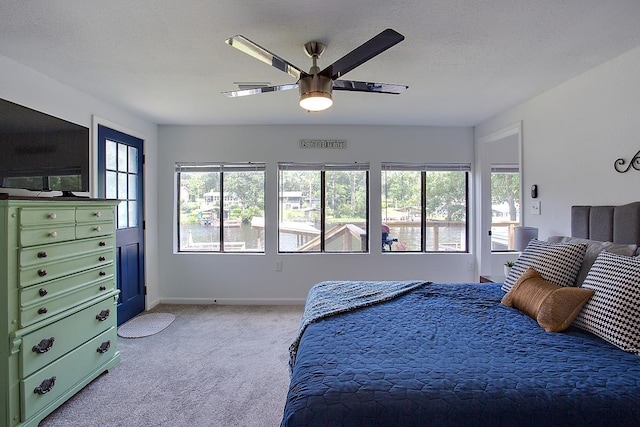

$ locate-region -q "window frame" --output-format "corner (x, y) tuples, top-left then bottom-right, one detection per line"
(490, 163), (521, 252)
(175, 162), (266, 253)
(278, 162), (370, 254)
(382, 162), (471, 253)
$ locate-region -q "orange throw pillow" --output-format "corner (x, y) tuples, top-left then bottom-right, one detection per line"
(502, 267), (594, 332)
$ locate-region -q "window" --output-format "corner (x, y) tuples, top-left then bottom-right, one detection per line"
(490, 164), (520, 251)
(382, 163), (470, 252)
(176, 162), (265, 253)
(105, 140), (140, 229)
(278, 163), (369, 253)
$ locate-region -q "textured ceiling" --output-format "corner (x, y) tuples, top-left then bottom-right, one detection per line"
(2, 0), (640, 126)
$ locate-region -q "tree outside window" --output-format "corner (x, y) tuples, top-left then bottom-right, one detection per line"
(278, 163), (369, 253)
(176, 163), (265, 252)
(490, 164), (520, 251)
(382, 163), (470, 252)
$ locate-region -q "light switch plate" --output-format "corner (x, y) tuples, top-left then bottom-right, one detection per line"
(531, 200), (541, 215)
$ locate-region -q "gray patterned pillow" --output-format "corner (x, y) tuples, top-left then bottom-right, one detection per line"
(572, 251), (640, 355)
(501, 239), (587, 293)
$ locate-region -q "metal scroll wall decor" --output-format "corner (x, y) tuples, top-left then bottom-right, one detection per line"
(614, 149), (640, 173)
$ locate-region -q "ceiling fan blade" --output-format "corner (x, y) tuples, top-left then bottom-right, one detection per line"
(225, 35), (305, 80)
(222, 84), (299, 98)
(320, 29), (405, 80)
(332, 80), (408, 94)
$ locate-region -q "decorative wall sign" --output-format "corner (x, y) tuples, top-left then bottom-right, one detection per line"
(299, 139), (347, 149)
(614, 149), (640, 173)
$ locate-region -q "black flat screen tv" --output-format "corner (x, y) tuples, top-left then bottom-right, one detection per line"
(0, 98), (90, 196)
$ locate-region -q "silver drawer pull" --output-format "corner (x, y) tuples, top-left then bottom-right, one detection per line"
(48, 213), (57, 220)
(99, 241), (106, 247)
(38, 269), (47, 277)
(94, 225), (101, 232)
(97, 340), (111, 354)
(99, 285), (107, 291)
(39, 288), (48, 297)
(94, 211), (102, 217)
(99, 256), (106, 261)
(49, 231), (58, 238)
(37, 251), (47, 258)
(34, 376), (56, 395)
(38, 307), (48, 315)
(99, 271), (107, 276)
(33, 337), (55, 354)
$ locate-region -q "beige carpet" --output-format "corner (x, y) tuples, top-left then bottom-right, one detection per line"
(38, 304), (304, 427)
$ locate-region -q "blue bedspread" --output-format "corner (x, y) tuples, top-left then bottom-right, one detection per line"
(281, 283), (640, 427)
(289, 280), (428, 373)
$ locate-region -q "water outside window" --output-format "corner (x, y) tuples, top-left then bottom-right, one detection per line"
(176, 163), (265, 252)
(382, 166), (469, 252)
(278, 166), (368, 253)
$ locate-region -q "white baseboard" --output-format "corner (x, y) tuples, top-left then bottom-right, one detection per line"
(146, 298), (161, 311)
(158, 297), (306, 306)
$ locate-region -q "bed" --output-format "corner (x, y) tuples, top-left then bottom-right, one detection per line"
(281, 203), (640, 426)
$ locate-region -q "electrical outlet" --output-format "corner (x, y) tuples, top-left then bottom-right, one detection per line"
(275, 261), (283, 272)
(531, 200), (541, 215)
(467, 260), (474, 271)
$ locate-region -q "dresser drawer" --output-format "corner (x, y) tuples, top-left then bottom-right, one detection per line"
(20, 265), (116, 327)
(19, 207), (76, 226)
(76, 222), (114, 239)
(20, 250), (114, 288)
(76, 206), (115, 224)
(20, 236), (115, 268)
(20, 225), (76, 247)
(21, 326), (118, 420)
(21, 264), (115, 309)
(20, 298), (116, 378)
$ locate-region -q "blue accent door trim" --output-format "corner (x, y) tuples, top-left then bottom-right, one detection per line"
(97, 125), (145, 325)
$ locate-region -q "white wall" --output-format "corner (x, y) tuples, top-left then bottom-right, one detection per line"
(0, 55), (161, 309)
(476, 44), (640, 241)
(12, 37), (639, 305)
(158, 125), (475, 304)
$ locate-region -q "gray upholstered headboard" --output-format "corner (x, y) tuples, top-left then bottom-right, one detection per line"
(571, 202), (640, 245)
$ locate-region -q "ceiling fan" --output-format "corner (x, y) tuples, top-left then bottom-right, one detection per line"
(222, 28), (408, 112)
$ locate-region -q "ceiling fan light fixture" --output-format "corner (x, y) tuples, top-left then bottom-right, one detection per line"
(299, 92), (333, 111)
(299, 74), (333, 111)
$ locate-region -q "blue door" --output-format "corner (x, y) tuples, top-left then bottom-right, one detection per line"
(97, 125), (145, 325)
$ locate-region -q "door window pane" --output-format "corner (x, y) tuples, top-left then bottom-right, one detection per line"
(128, 146), (138, 173)
(128, 201), (138, 227)
(118, 200), (128, 229)
(129, 175), (137, 200)
(118, 144), (128, 172)
(106, 171), (117, 199)
(106, 140), (117, 170)
(118, 172), (128, 199)
(491, 165), (520, 251)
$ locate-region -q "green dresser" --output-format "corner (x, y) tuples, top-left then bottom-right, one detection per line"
(0, 195), (120, 427)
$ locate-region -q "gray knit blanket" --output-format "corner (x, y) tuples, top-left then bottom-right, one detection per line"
(288, 280), (429, 373)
